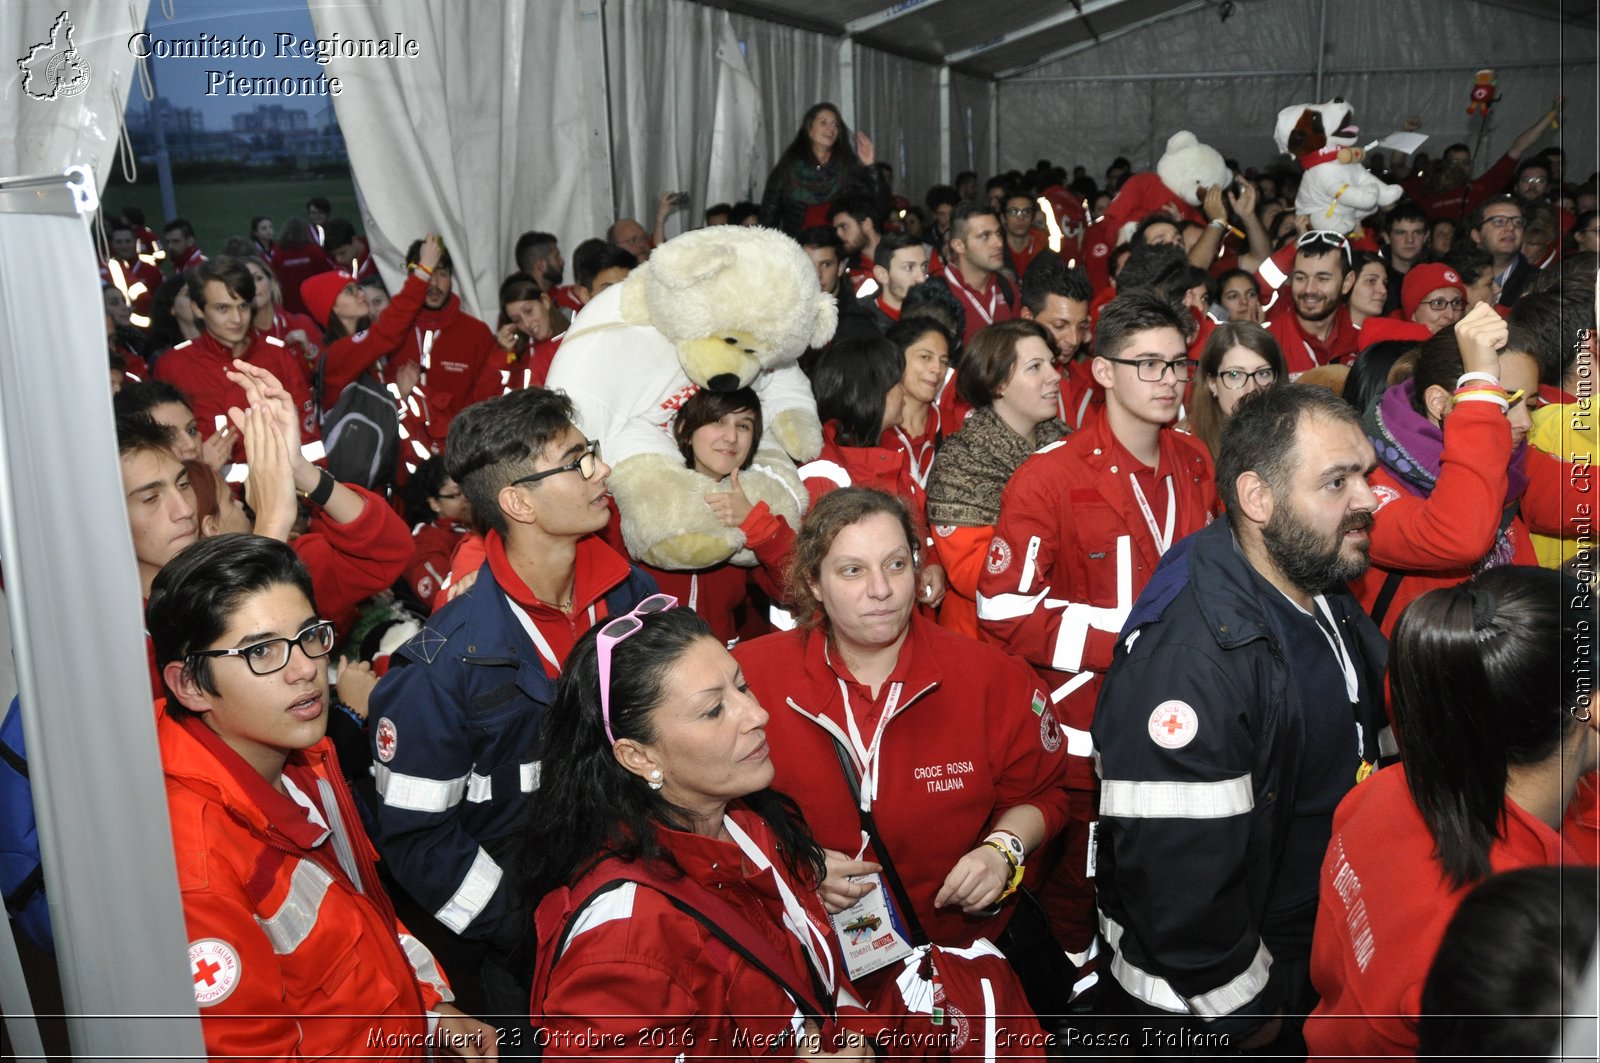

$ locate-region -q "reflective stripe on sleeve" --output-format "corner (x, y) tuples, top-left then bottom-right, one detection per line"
(399, 932), (455, 1004)
(255, 860), (332, 954)
(1101, 912), (1273, 1019)
(520, 761), (541, 793)
(975, 586), (1049, 621)
(374, 764), (469, 812)
(1099, 775), (1254, 819)
(434, 848), (503, 934)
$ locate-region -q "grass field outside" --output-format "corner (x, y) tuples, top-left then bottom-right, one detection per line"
(99, 174), (360, 264)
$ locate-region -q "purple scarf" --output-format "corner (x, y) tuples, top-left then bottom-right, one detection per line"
(1367, 379), (1528, 568)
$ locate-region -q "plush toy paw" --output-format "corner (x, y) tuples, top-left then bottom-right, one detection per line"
(610, 454), (744, 569)
(769, 408), (823, 464)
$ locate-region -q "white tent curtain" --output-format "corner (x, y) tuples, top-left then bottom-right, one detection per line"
(998, 0), (1595, 177)
(728, 9), (839, 173)
(2, 0), (148, 187)
(952, 70), (995, 182)
(854, 45), (944, 205)
(307, 0), (596, 319)
(605, 0), (722, 234)
(707, 14), (767, 207)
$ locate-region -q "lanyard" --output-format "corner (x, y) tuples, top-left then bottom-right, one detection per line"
(415, 327), (437, 370)
(1128, 473), (1176, 556)
(891, 425), (936, 487)
(1312, 596), (1361, 703)
(504, 592), (596, 674)
(836, 677), (903, 814)
(724, 815), (838, 997)
(949, 273), (999, 326)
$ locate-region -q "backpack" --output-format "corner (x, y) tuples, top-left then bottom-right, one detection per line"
(314, 355), (400, 491)
(0, 697), (51, 952)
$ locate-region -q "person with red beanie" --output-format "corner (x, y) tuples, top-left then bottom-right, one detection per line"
(1401, 263), (1469, 334)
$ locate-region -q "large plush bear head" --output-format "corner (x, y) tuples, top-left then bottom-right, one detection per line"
(1155, 130), (1232, 206)
(618, 226), (838, 393)
(1275, 98), (1362, 159)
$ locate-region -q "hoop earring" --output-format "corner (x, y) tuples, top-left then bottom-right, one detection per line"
(648, 769), (663, 791)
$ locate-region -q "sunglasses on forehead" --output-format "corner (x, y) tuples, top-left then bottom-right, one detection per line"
(1296, 229), (1352, 266)
(597, 594), (679, 744)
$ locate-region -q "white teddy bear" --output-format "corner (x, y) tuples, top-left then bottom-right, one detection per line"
(545, 226), (833, 570)
(1274, 98), (1403, 237)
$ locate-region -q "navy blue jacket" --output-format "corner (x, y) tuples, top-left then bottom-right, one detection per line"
(368, 559), (657, 943)
(1090, 520), (1390, 1036)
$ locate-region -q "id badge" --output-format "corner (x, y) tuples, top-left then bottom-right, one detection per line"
(829, 872), (914, 980)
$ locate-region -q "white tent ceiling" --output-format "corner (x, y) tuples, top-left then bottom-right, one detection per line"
(695, 0), (1595, 79)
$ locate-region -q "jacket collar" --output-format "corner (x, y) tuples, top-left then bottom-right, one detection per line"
(485, 528), (632, 620)
(159, 711), (331, 851)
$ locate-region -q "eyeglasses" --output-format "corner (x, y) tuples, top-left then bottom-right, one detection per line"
(1296, 229), (1352, 265)
(187, 621), (336, 676)
(1102, 356), (1198, 382)
(1005, 206), (1034, 217)
(596, 594), (679, 744)
(1215, 367), (1277, 390)
(509, 440), (602, 488)
(1422, 296), (1467, 312)
(1480, 215), (1526, 230)
(1518, 175), (1549, 186)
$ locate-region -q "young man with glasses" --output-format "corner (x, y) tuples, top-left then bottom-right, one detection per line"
(978, 290), (1218, 991)
(148, 534), (496, 1060)
(1001, 190), (1049, 280)
(1469, 195), (1534, 309)
(1264, 230), (1360, 374)
(366, 387), (657, 1025)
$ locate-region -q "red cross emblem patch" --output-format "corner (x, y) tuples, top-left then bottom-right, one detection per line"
(375, 716), (398, 763)
(1147, 700), (1199, 750)
(188, 939), (241, 1005)
(985, 537), (1013, 576)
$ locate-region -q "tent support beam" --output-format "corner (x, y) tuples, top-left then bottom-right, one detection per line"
(939, 65), (952, 183)
(845, 0), (952, 36)
(1314, 0), (1328, 99)
(988, 80), (999, 177)
(994, 1), (1208, 79)
(578, 0), (617, 232)
(945, 0), (1134, 64)
(1014, 57), (1581, 83)
(839, 37), (856, 133)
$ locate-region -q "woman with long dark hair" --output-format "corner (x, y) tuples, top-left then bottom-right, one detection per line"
(494, 271), (569, 390)
(528, 604), (876, 1059)
(758, 102), (886, 236)
(1184, 320), (1285, 461)
(1304, 565), (1593, 1059)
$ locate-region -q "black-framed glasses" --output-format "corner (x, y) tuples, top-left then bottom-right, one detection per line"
(509, 440), (602, 488)
(1102, 356), (1198, 383)
(1215, 367), (1277, 390)
(188, 621), (336, 676)
(1422, 296), (1467, 312)
(1005, 206), (1034, 217)
(1481, 215), (1525, 230)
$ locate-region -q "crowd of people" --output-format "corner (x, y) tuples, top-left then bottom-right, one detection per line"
(37, 92), (1598, 1059)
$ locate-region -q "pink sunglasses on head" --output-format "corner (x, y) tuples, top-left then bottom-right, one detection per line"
(597, 593), (679, 744)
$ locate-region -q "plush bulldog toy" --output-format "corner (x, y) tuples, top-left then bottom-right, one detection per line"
(545, 226), (832, 570)
(1274, 97), (1403, 239)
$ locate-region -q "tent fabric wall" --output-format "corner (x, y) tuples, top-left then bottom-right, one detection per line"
(951, 71), (994, 183)
(2, 0), (148, 189)
(307, 0), (596, 318)
(854, 46), (944, 206)
(998, 0), (1595, 179)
